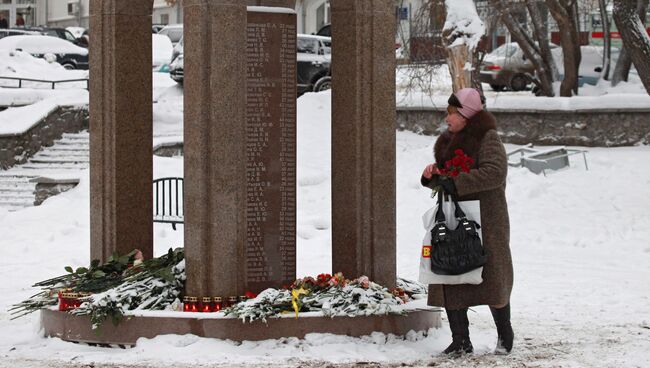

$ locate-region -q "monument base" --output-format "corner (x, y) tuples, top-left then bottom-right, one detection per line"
(41, 308), (441, 346)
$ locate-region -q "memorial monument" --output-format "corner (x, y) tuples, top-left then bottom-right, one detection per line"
(41, 0), (439, 344)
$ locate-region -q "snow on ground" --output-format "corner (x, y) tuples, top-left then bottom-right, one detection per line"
(0, 50), (88, 89)
(1, 90), (650, 367)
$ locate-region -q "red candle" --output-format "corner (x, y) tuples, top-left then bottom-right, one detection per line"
(58, 291), (67, 311)
(212, 297), (223, 312)
(200, 297), (213, 313)
(189, 297), (199, 312)
(183, 296), (191, 312)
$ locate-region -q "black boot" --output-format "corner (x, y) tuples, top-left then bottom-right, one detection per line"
(490, 303), (514, 354)
(443, 308), (473, 355)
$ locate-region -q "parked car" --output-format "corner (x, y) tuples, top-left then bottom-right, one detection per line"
(171, 36), (183, 62)
(480, 42), (560, 91)
(317, 23), (331, 37)
(169, 54), (183, 84)
(66, 26), (86, 39)
(158, 24), (183, 46)
(0, 35), (89, 69)
(0, 28), (43, 39)
(152, 24), (166, 34)
(19, 27), (86, 47)
(297, 34), (331, 95)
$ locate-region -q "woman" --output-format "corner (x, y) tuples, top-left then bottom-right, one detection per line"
(420, 88), (514, 355)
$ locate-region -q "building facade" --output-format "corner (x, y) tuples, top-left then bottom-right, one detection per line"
(0, 0), (182, 29)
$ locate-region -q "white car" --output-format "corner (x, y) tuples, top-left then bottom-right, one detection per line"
(0, 35), (88, 69)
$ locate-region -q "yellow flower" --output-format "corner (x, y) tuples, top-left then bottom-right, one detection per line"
(291, 287), (309, 317)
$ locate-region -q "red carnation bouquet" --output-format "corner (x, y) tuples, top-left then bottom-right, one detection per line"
(431, 149), (474, 196)
(439, 149), (475, 177)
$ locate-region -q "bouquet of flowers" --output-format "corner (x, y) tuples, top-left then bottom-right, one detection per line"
(440, 149), (474, 177)
(431, 148), (474, 197)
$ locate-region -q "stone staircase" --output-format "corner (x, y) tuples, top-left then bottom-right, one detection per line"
(0, 131), (88, 211)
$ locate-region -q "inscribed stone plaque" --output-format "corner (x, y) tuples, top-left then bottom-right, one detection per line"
(246, 8), (297, 292)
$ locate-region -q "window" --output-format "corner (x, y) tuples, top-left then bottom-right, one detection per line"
(297, 37), (318, 54)
(160, 14), (169, 25)
(316, 2), (330, 32)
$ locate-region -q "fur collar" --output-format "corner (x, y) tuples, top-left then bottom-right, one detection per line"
(434, 111), (497, 166)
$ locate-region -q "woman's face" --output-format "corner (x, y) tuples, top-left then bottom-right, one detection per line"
(445, 106), (468, 133)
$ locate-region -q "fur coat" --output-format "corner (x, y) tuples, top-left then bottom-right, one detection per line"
(421, 111), (513, 309)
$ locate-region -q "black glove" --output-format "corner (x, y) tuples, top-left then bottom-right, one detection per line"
(438, 176), (458, 197)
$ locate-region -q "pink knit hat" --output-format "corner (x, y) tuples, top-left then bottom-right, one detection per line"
(452, 88), (484, 119)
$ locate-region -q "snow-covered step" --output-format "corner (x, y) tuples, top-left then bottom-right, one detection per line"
(0, 186), (34, 194)
(37, 149), (89, 156)
(0, 198), (34, 207)
(41, 146), (90, 153)
(61, 132), (89, 140)
(0, 192), (34, 200)
(19, 163), (88, 170)
(30, 156), (90, 164)
(54, 138), (90, 148)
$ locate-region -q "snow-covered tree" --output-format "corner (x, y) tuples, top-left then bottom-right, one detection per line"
(442, 0), (486, 91)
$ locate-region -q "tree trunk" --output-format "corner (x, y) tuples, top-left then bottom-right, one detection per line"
(546, 0), (581, 96)
(490, 0), (555, 96)
(446, 44), (472, 91)
(612, 0), (649, 86)
(527, 0), (559, 81)
(613, 0), (650, 93)
(599, 0), (611, 80)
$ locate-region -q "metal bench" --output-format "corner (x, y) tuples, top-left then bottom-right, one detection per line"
(507, 146), (589, 176)
(153, 177), (184, 230)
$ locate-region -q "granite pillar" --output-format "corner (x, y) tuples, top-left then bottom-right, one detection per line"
(183, 0), (248, 298)
(89, 0), (154, 262)
(330, 0), (397, 288)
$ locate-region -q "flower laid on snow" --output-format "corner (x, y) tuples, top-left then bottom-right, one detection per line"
(225, 274), (421, 323)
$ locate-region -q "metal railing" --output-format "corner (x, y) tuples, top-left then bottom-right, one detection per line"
(153, 177), (184, 230)
(0, 76), (89, 90)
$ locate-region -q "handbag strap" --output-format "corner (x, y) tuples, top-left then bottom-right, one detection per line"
(435, 189), (469, 222)
(435, 191), (446, 224)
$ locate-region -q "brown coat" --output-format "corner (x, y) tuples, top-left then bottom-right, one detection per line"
(421, 111), (513, 309)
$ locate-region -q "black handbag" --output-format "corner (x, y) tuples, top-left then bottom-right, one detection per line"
(430, 191), (488, 275)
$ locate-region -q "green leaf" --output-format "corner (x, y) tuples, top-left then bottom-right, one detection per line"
(76, 267), (88, 275)
(65, 266), (73, 273)
(90, 259), (100, 269)
(93, 270), (106, 278)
